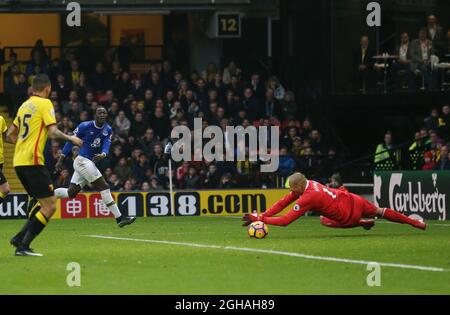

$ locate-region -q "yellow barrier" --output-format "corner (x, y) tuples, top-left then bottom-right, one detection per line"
(0, 190), (295, 220)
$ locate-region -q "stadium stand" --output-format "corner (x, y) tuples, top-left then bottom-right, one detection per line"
(1, 39), (340, 191)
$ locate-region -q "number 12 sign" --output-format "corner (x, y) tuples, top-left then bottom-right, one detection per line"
(217, 13), (241, 38)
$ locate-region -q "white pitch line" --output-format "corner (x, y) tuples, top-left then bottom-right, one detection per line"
(84, 235), (447, 273)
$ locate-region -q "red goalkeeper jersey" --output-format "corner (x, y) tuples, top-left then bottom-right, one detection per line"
(262, 181), (357, 226)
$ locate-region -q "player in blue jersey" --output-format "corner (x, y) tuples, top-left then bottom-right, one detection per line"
(54, 106), (136, 227)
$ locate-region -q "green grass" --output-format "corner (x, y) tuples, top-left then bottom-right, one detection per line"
(0, 216), (449, 294)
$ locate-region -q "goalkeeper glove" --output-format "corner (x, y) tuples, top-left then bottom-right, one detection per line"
(241, 211), (261, 227)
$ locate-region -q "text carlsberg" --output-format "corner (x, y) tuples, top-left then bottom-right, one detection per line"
(388, 173), (446, 220)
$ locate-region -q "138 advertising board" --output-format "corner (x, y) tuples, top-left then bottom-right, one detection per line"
(0, 189), (292, 220)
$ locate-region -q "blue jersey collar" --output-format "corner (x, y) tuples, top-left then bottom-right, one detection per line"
(93, 121), (104, 129)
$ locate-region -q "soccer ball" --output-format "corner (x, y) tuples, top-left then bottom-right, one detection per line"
(248, 221), (269, 239)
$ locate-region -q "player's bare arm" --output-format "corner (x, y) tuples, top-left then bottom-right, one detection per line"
(92, 152), (107, 164)
(5, 124), (19, 144)
(47, 124), (83, 147)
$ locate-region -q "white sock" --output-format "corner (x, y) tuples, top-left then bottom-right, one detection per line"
(100, 189), (122, 219)
(55, 188), (69, 199)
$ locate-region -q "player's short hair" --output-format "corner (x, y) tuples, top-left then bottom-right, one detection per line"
(289, 172), (307, 190)
(95, 106), (107, 113)
(32, 74), (51, 92)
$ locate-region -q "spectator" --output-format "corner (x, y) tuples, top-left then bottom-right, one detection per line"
(54, 169), (71, 188)
(9, 72), (28, 116)
(409, 131), (431, 170)
(296, 147), (319, 179)
(219, 173), (235, 189)
(176, 162), (189, 189)
(374, 132), (398, 170)
(203, 163), (221, 188)
(184, 166), (201, 189)
(291, 136), (303, 157)
(267, 76), (285, 101)
(279, 91), (297, 121)
(391, 32), (414, 90)
(222, 61), (242, 85)
(421, 151), (436, 170)
(227, 75), (243, 96)
(150, 107), (169, 140)
(161, 60), (174, 87)
(210, 73), (227, 101)
(426, 14), (445, 57)
(320, 148), (342, 180)
(328, 173), (344, 189)
(146, 71), (165, 100)
(48, 58), (63, 83)
(121, 180), (134, 192)
(139, 128), (158, 156)
(429, 130), (445, 150)
(439, 105), (449, 139)
(310, 129), (328, 156)
(66, 101), (82, 125)
(277, 147), (296, 179)
(75, 72), (89, 100)
(434, 145), (450, 170)
(354, 35), (374, 92)
(58, 116), (74, 134)
(90, 62), (111, 94)
(55, 74), (70, 100)
(301, 118), (313, 137)
(67, 59), (81, 89)
(149, 176), (164, 191)
(115, 72), (132, 101)
(106, 173), (121, 191)
(114, 110), (131, 138)
(132, 154), (150, 183)
(447, 28), (450, 56)
(114, 157), (133, 183)
(262, 88), (278, 118)
(138, 182), (149, 191)
(242, 88), (260, 121)
(130, 112), (149, 138)
(249, 73), (265, 103)
(410, 28), (438, 91)
(115, 37), (132, 72)
(424, 108), (440, 131)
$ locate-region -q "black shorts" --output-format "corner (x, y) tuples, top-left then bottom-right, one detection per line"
(0, 164), (6, 185)
(15, 166), (54, 199)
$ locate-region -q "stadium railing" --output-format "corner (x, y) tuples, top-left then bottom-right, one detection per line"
(335, 134), (435, 183)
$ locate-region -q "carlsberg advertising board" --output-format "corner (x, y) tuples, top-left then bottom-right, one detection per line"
(374, 171), (449, 221)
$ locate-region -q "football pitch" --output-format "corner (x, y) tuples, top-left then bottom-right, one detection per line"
(0, 216), (449, 294)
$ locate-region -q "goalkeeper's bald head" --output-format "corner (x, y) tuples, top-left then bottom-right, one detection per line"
(288, 172), (308, 194)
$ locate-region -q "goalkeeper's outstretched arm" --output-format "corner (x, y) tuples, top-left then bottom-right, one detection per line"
(262, 191), (298, 217)
(262, 209), (305, 226)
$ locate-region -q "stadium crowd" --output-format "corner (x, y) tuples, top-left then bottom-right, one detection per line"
(2, 39), (339, 191)
(355, 14), (450, 93)
(374, 104), (450, 171)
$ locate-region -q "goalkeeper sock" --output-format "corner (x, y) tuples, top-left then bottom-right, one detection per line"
(55, 188), (69, 199)
(21, 211), (49, 248)
(100, 189), (122, 219)
(381, 208), (417, 226)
